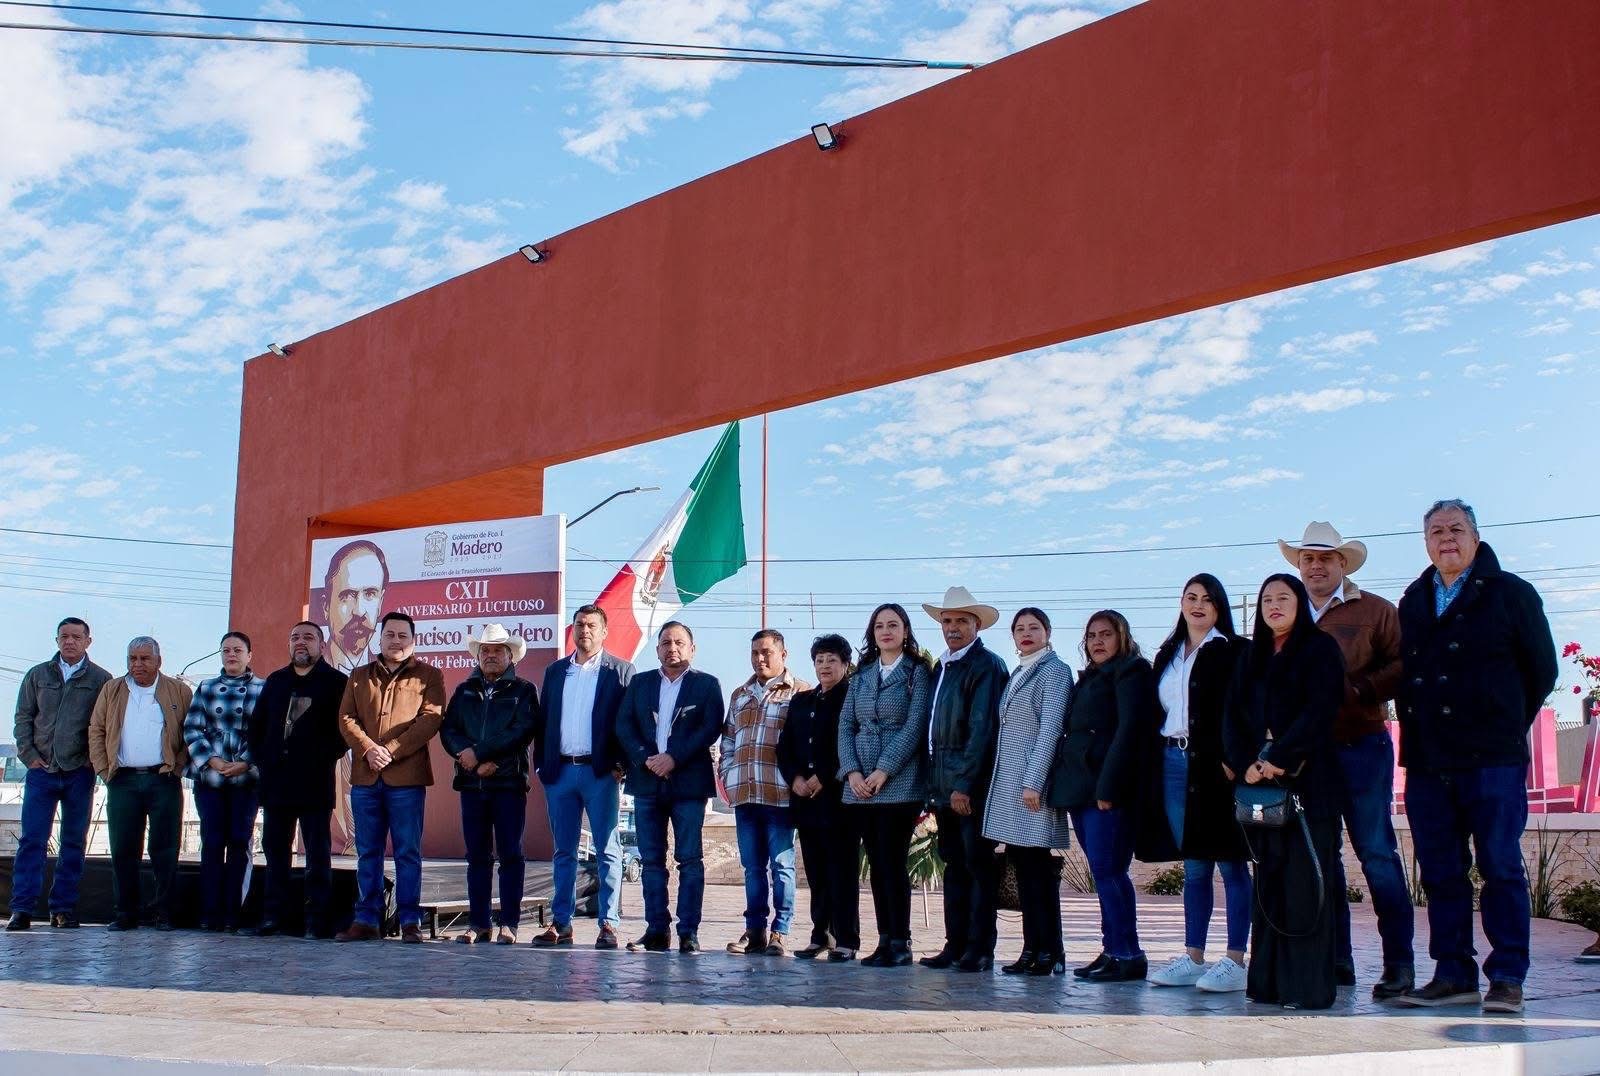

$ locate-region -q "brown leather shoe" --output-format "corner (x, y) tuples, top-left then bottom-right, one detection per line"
(495, 927), (517, 945)
(455, 928), (490, 944)
(532, 924), (574, 947)
(401, 924), (425, 944)
(595, 925), (619, 950)
(334, 921), (380, 943)
(764, 931), (787, 957)
(726, 929), (767, 955)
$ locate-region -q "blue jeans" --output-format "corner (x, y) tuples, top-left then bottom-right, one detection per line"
(10, 766), (95, 916)
(545, 763), (622, 929)
(1333, 731), (1414, 968)
(460, 788), (526, 931)
(633, 795), (705, 938)
(1071, 805), (1141, 959)
(1406, 765), (1529, 986)
(194, 784), (260, 929)
(1163, 746), (1251, 952)
(351, 780), (425, 929)
(734, 803), (796, 934)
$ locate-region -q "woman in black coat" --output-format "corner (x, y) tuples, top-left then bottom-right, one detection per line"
(1225, 573), (1347, 1010)
(1142, 574), (1252, 993)
(1048, 609), (1153, 983)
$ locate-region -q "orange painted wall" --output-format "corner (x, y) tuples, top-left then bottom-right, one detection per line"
(233, 0), (1600, 856)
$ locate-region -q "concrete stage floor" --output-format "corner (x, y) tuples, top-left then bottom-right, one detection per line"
(0, 884), (1596, 1074)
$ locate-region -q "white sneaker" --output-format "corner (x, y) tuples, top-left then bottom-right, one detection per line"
(1150, 953), (1208, 987)
(1195, 955), (1247, 993)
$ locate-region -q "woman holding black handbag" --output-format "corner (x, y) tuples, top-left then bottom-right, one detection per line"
(1225, 573), (1347, 1010)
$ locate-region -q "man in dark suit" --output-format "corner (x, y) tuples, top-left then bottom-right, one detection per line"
(533, 605), (635, 950)
(614, 620), (724, 954)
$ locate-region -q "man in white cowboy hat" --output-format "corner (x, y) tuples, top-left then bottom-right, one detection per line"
(920, 585), (1010, 973)
(1280, 521), (1412, 1001)
(440, 623), (541, 944)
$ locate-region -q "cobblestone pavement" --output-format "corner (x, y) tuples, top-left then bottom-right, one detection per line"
(0, 884), (1597, 1072)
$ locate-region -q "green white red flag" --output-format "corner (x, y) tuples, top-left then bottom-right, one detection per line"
(587, 422), (746, 662)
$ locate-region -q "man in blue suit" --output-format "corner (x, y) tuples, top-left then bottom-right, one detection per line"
(533, 605), (635, 950)
(615, 620), (724, 954)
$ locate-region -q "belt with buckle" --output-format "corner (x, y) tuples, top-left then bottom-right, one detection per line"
(560, 754), (593, 765)
(119, 765), (167, 775)
(1164, 736), (1190, 751)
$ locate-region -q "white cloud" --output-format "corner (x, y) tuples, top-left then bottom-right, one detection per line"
(1245, 387), (1391, 416)
(1406, 242), (1494, 273)
(1217, 467), (1300, 491)
(897, 466), (951, 490)
(1457, 272), (1528, 303)
(1575, 289), (1600, 310)
(1524, 318), (1573, 336)
(1399, 305), (1450, 333)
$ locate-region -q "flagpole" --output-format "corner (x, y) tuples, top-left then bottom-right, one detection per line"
(761, 413), (769, 628)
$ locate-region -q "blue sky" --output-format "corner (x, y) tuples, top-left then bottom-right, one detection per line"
(2, 1), (1597, 719)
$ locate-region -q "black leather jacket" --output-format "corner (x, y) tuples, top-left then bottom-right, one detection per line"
(926, 638), (1009, 804)
(439, 669), (540, 792)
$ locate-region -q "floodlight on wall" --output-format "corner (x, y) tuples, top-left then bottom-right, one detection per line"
(811, 123), (838, 151)
(267, 343), (290, 357)
(519, 244), (547, 263)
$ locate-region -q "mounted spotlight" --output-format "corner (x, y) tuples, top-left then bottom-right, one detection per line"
(267, 343), (290, 357)
(518, 244), (547, 263)
(810, 123), (838, 151)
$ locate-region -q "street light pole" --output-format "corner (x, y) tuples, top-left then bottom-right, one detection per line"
(567, 486), (660, 528)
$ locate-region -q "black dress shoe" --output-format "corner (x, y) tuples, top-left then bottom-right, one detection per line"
(1073, 952), (1110, 979)
(154, 919), (174, 932)
(885, 940), (913, 967)
(678, 933), (700, 954)
(50, 912), (80, 929)
(627, 930), (671, 952)
(1001, 950), (1037, 975)
(1082, 955), (1148, 983)
(955, 952), (994, 973)
(5, 914), (30, 932)
(1373, 965), (1415, 1001)
(254, 921), (280, 937)
(106, 918), (139, 932)
(859, 939), (893, 967)
(1395, 978), (1481, 1007)
(1028, 952), (1066, 976)
(235, 925), (259, 937)
(919, 947), (959, 969)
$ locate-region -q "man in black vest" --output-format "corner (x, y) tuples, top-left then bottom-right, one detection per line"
(248, 621), (349, 937)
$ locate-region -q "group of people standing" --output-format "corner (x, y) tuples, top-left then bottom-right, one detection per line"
(8, 499), (1555, 1018)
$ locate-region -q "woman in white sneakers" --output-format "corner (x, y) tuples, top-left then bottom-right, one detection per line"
(1139, 574), (1251, 993)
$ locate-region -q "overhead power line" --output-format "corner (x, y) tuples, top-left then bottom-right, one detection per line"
(0, 2), (972, 67)
(0, 526), (229, 549)
(0, 16), (973, 69)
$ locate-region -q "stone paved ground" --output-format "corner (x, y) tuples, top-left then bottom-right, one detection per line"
(0, 884), (1597, 1073)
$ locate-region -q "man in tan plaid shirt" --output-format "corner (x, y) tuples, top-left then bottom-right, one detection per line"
(721, 629), (811, 958)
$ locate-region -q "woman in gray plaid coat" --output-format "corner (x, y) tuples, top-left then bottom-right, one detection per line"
(983, 607), (1073, 975)
(837, 602), (934, 967)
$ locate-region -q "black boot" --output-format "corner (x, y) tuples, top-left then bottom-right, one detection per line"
(919, 945), (959, 969)
(886, 939), (913, 967)
(1001, 950), (1037, 975)
(859, 936), (893, 967)
(1073, 952), (1109, 979)
(1373, 964), (1415, 1001)
(1028, 952), (1066, 976)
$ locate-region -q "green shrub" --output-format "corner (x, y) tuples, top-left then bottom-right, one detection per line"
(1346, 885), (1365, 903)
(1559, 879), (1600, 932)
(1145, 865), (1185, 896)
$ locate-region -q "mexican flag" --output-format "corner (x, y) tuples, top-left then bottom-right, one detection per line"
(588, 422), (747, 662)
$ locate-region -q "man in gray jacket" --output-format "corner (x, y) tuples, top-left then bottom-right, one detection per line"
(9, 617), (113, 930)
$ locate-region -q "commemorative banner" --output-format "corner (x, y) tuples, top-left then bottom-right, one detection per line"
(308, 514), (565, 855)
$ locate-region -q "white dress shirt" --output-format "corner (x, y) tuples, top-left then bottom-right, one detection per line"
(561, 651), (603, 755)
(58, 655), (85, 682)
(118, 677), (166, 768)
(656, 668), (688, 754)
(929, 639), (977, 752)
(1309, 591), (1342, 623)
(878, 654), (903, 682)
(1157, 628), (1225, 738)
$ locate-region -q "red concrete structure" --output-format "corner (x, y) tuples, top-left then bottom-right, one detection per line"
(233, 0), (1600, 855)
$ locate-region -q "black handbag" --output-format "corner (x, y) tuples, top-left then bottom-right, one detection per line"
(1234, 780), (1327, 938)
(1234, 783), (1293, 828)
